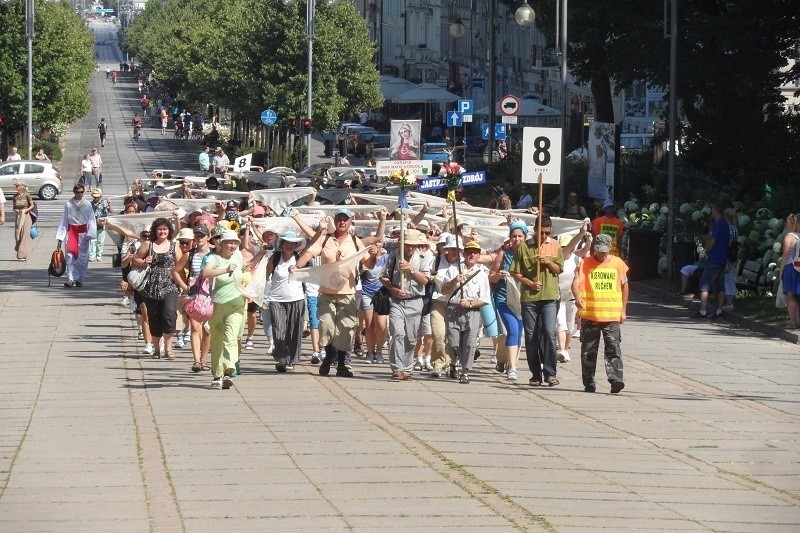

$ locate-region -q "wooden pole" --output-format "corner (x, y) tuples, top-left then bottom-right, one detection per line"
(536, 172), (543, 279)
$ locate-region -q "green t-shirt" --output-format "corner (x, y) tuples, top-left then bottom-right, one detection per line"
(509, 239), (564, 302)
(208, 251), (245, 305)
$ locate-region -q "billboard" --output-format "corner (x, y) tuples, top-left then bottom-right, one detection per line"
(389, 120), (421, 161)
(587, 122), (617, 201)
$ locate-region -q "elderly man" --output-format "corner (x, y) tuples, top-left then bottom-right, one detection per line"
(293, 208), (366, 377)
(212, 147), (229, 174)
(380, 229), (434, 381)
(88, 148), (102, 188)
(56, 184), (97, 287)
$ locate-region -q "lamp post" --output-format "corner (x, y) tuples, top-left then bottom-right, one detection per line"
(26, 0), (34, 160)
(282, 0), (340, 169)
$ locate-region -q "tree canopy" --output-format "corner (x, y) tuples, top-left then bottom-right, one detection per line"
(0, 0), (95, 133)
(124, 0), (383, 131)
(518, 0), (800, 190)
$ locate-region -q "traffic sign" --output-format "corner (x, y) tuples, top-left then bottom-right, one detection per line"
(457, 99), (473, 115)
(260, 108), (277, 126)
(447, 111), (462, 128)
(521, 127), (562, 185)
(481, 123), (506, 141)
(500, 94), (521, 116)
(501, 115), (518, 124)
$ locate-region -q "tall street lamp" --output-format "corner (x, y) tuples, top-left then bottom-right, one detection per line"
(26, 0), (34, 160)
(282, 0), (340, 168)
(515, 0), (566, 212)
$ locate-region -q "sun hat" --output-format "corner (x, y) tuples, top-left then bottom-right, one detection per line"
(91, 188), (102, 198)
(444, 236), (464, 250)
(219, 230), (240, 243)
(403, 229), (428, 246)
(334, 207), (354, 219)
(508, 220), (528, 235)
(437, 232), (452, 246)
(176, 228), (195, 242)
(463, 240), (482, 251)
(211, 223), (227, 239)
(277, 230), (307, 251)
(558, 232), (577, 247)
(593, 233), (612, 252)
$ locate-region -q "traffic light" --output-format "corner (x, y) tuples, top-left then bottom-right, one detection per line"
(302, 118), (312, 135)
(289, 118), (298, 134)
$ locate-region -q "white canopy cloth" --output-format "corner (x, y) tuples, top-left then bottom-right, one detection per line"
(290, 248), (371, 291)
(249, 187), (315, 213)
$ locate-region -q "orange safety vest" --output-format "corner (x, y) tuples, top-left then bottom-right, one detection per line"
(578, 255), (628, 322)
(592, 216), (624, 256)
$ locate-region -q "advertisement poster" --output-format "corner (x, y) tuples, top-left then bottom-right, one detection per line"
(587, 122), (617, 201)
(389, 120), (422, 161)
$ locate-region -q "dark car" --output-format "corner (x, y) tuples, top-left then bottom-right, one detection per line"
(360, 133), (390, 157)
(347, 126), (377, 154)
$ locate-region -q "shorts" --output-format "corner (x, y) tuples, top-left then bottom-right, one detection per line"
(306, 295), (319, 329)
(133, 290), (144, 315)
(699, 263), (725, 294)
(417, 313), (431, 336)
(161, 118), (168, 128)
(247, 301), (260, 313)
(556, 299), (578, 333)
(360, 293), (375, 311)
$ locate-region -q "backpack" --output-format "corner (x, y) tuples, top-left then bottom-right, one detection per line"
(98, 122), (107, 134)
(48, 249), (66, 285)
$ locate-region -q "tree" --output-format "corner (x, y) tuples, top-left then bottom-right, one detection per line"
(0, 1), (95, 136)
(522, 0), (800, 190)
(124, 0), (382, 132)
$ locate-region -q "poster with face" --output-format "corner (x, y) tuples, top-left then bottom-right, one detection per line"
(389, 120), (421, 161)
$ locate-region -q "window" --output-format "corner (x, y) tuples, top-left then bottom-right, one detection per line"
(25, 164), (45, 174)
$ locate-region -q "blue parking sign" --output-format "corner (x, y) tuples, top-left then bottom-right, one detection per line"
(457, 99), (473, 115)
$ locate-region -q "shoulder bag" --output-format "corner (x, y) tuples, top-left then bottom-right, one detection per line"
(127, 243), (153, 291)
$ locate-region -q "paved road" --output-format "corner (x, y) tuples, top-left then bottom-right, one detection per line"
(1, 22), (799, 533)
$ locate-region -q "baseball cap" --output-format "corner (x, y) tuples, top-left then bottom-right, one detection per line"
(226, 200), (239, 210)
(593, 233), (612, 252)
(334, 208), (354, 219)
(463, 240), (482, 251)
(193, 225), (210, 236)
(558, 232), (577, 247)
(146, 191), (158, 200)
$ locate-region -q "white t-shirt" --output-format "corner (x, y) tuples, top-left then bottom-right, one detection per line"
(558, 252), (581, 302)
(268, 253), (305, 302)
(81, 159), (93, 172)
(441, 262), (491, 305)
(7, 153), (21, 161)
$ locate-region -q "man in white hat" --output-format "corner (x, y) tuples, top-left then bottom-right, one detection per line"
(428, 234), (461, 377)
(212, 147), (229, 174)
(379, 229), (435, 381)
(89, 188), (111, 262)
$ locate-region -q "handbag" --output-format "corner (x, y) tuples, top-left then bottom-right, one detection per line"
(127, 243), (152, 291)
(373, 287), (391, 316)
(180, 275), (214, 322)
(180, 254), (214, 321)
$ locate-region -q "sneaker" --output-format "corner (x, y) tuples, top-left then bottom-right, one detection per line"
(319, 355), (333, 376)
(275, 361), (287, 373)
(222, 376), (234, 389)
(285, 363), (295, 370)
(489, 354), (497, 364)
(507, 368), (518, 381)
(74, 281), (83, 288)
(210, 378), (222, 389)
(373, 353), (384, 365)
(363, 353), (373, 364)
(336, 366), (354, 378)
(143, 343), (154, 355)
(447, 365), (458, 380)
(310, 352), (322, 364)
(696, 311), (708, 319)
(572, 330), (581, 339)
(610, 380), (625, 394)
(265, 341), (274, 354)
(183, 333), (191, 345)
(557, 349), (570, 363)
(423, 361), (433, 371)
(174, 336), (184, 349)
(495, 362), (506, 373)
(413, 360), (423, 371)
(138, 331), (144, 340)
(244, 338), (254, 350)
(459, 372), (470, 384)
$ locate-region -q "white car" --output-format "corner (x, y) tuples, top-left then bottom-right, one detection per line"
(0, 160), (63, 200)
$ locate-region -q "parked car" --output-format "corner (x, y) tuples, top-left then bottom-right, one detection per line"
(368, 147), (392, 167)
(421, 142), (452, 164)
(361, 133), (390, 158)
(0, 160), (62, 200)
(347, 126), (377, 154)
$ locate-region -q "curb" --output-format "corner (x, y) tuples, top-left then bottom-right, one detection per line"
(632, 282), (800, 345)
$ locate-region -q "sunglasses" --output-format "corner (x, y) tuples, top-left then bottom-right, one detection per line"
(178, 240), (192, 245)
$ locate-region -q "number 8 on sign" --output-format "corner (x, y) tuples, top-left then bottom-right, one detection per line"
(522, 127), (562, 185)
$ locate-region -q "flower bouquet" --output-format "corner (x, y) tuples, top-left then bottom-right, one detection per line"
(441, 162), (465, 202)
(390, 169), (417, 188)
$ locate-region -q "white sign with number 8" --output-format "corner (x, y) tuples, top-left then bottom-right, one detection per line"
(233, 153), (253, 174)
(521, 127), (562, 185)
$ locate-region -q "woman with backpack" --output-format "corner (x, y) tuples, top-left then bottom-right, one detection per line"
(779, 214), (800, 329)
(266, 231), (307, 372)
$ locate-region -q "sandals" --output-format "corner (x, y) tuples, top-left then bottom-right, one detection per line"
(165, 350), (176, 360)
(546, 376), (560, 387)
(191, 362), (202, 373)
(201, 363), (211, 371)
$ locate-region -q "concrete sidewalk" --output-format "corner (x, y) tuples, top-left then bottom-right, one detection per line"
(1, 220), (799, 532)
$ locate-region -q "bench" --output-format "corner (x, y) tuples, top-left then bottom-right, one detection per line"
(736, 260), (764, 294)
